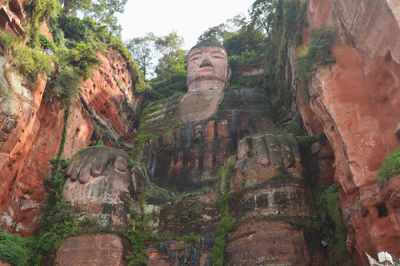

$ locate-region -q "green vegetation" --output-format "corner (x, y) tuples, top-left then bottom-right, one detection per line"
(127, 31), (187, 102)
(376, 148), (400, 188)
(246, 135), (254, 157)
(11, 43), (52, 85)
(296, 26), (339, 104)
(126, 32), (156, 79)
(198, 14), (265, 58)
(130, 102), (156, 159)
(248, 0), (277, 38)
(1, 0), (144, 105)
(295, 132), (326, 149)
(228, 50), (265, 68)
(26, 0), (62, 49)
(229, 75), (266, 90)
(212, 162), (236, 266)
(130, 97), (183, 159)
(60, 0), (127, 35)
(125, 228), (147, 265)
(146, 72), (187, 100)
(0, 231), (35, 266)
(46, 65), (81, 106)
(313, 184), (354, 266)
(153, 31), (186, 83)
(0, 30), (19, 52)
(260, 0), (304, 122)
(122, 188), (204, 265)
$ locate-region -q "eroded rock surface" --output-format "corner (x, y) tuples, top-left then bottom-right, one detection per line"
(0, 2), (25, 38)
(296, 0), (400, 263)
(54, 234), (130, 265)
(80, 49), (143, 148)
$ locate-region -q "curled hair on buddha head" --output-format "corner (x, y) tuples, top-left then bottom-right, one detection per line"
(189, 42), (227, 53)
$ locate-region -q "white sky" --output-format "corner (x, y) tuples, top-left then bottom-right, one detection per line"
(117, 0), (256, 51)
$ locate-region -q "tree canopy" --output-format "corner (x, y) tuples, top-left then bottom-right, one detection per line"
(248, 0), (278, 38)
(153, 31), (186, 82)
(126, 33), (157, 80)
(197, 14), (265, 57)
(59, 0), (127, 35)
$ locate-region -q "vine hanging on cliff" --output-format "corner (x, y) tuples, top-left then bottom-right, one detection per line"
(212, 161), (236, 266)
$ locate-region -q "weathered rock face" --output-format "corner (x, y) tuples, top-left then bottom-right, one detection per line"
(0, 1), (26, 38)
(0, 48), (66, 236)
(136, 88), (273, 192)
(304, 141), (335, 187)
(296, 0), (400, 264)
(225, 133), (326, 265)
(0, 45), (143, 235)
(80, 48), (143, 148)
(52, 234), (130, 265)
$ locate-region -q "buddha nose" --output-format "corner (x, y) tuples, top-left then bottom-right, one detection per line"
(200, 56), (213, 67)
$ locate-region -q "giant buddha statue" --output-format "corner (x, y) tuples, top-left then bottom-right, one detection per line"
(187, 42), (231, 92)
(179, 42), (231, 123)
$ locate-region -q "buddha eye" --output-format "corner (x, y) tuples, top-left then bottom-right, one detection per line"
(212, 56), (224, 59)
(192, 57), (200, 61)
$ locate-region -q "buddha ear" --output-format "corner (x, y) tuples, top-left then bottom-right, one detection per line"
(227, 67), (232, 80)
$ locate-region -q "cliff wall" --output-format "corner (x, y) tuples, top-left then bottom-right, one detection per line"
(296, 0), (400, 264)
(0, 15), (143, 235)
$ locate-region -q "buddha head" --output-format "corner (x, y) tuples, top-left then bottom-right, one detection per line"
(187, 42), (231, 92)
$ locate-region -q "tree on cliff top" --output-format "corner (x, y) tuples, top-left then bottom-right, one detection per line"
(154, 31), (186, 83)
(126, 33), (157, 80)
(249, 0), (278, 38)
(197, 23), (231, 45)
(59, 0), (127, 34)
(197, 14), (247, 45)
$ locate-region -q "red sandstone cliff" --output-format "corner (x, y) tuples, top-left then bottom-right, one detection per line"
(0, 8), (143, 234)
(296, 0), (400, 264)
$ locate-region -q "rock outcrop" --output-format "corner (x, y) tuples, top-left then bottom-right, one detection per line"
(0, 1), (25, 38)
(295, 0), (400, 264)
(80, 49), (143, 148)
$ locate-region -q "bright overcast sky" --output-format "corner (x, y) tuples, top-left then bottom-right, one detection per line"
(117, 0), (256, 51)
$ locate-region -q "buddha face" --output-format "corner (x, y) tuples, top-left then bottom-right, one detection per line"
(187, 45), (231, 92)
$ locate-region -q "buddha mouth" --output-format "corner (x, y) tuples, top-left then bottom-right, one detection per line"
(199, 66), (213, 72)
